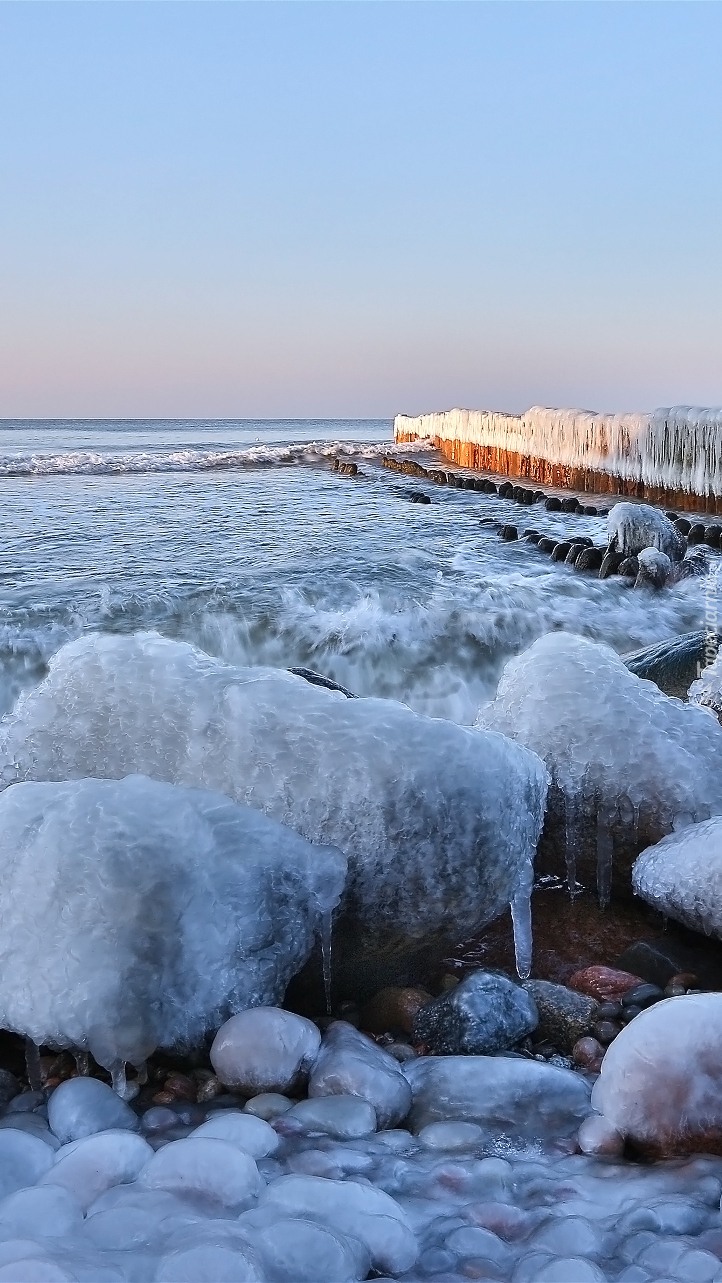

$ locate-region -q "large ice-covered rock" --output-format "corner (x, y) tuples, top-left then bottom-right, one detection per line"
(607, 502), (685, 561)
(625, 630), (717, 700)
(308, 1021), (411, 1128)
(633, 818), (722, 939)
(0, 776), (345, 1075)
(47, 1078), (138, 1145)
(403, 1055), (592, 1140)
(138, 1137), (263, 1208)
(591, 994), (722, 1156)
(210, 1008), (321, 1096)
(478, 633), (722, 900)
(0, 632), (548, 993)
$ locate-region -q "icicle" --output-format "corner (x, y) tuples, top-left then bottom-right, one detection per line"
(564, 789), (579, 897)
(25, 1039), (42, 1092)
(110, 1061), (138, 1101)
(510, 859), (534, 980)
(320, 909), (334, 1016)
(74, 1050), (90, 1076)
(596, 811), (614, 909)
(134, 1061), (148, 1086)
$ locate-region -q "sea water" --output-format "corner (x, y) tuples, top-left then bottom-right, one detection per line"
(0, 418), (710, 726)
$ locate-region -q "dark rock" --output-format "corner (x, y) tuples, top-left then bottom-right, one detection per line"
(522, 489), (535, 504)
(621, 1004), (643, 1023)
(705, 526), (722, 549)
(591, 1019), (621, 1045)
(572, 1036), (605, 1071)
(483, 480), (498, 494)
(361, 986), (432, 1036)
(289, 668), (357, 698)
(551, 542), (572, 561)
(533, 491), (546, 503)
(537, 537), (557, 553)
(618, 555), (639, 578)
(561, 497), (580, 513)
(597, 1001), (623, 1021)
(565, 543), (585, 565)
(498, 482), (514, 498)
(501, 525), (518, 541)
(446, 474), (460, 488)
(624, 631), (721, 700)
(583, 506), (598, 516)
(615, 937), (722, 991)
(513, 486), (525, 503)
(523, 530), (541, 543)
(599, 548), (625, 579)
(545, 497), (562, 512)
(338, 461), (358, 476)
(0, 1071), (21, 1109)
(412, 970), (538, 1055)
(677, 550), (709, 579)
(687, 523), (706, 545)
(621, 983), (665, 1009)
(472, 479), (487, 492)
(674, 517), (691, 535)
(408, 491), (431, 504)
(4, 1089), (44, 1114)
(523, 980), (598, 1055)
(576, 547), (605, 572)
(435, 471), (448, 484)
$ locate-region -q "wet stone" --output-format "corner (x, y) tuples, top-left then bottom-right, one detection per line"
(523, 980), (598, 1055)
(621, 983), (665, 1010)
(360, 986), (432, 1036)
(412, 970), (538, 1055)
(569, 965), (645, 1002)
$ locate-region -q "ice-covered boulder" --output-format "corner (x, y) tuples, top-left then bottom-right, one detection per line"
(634, 548), (671, 590)
(138, 1137), (263, 1208)
(633, 817), (722, 939)
(478, 632), (722, 901)
(625, 630), (718, 700)
(607, 502), (685, 562)
(591, 994), (722, 1156)
(308, 1021), (411, 1128)
(403, 1055), (592, 1140)
(0, 776), (346, 1079)
(47, 1078), (138, 1145)
(210, 1008), (321, 1097)
(690, 648), (722, 722)
(0, 632), (548, 993)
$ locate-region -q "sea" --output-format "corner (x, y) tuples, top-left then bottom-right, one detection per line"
(0, 418), (708, 725)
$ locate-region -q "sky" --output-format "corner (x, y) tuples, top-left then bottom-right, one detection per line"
(1, 2), (721, 420)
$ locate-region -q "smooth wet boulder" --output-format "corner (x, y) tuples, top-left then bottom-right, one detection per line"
(211, 1008), (321, 1096)
(308, 1021), (411, 1128)
(0, 777), (345, 1080)
(0, 633), (548, 1000)
(403, 1056), (592, 1140)
(412, 970), (538, 1054)
(625, 630), (721, 700)
(632, 817), (722, 940)
(591, 994), (722, 1156)
(479, 632), (722, 902)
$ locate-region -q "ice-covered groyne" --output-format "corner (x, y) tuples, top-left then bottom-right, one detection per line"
(394, 405), (722, 512)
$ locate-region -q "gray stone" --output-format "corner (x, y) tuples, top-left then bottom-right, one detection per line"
(412, 971), (538, 1055)
(523, 980), (598, 1054)
(624, 631), (721, 700)
(0, 1070), (21, 1109)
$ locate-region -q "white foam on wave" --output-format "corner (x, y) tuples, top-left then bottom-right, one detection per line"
(0, 439), (431, 479)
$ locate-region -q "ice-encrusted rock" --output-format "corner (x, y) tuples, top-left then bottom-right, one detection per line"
(243, 1093), (294, 1121)
(479, 632), (722, 901)
(210, 1008), (321, 1096)
(691, 647), (722, 722)
(624, 630), (719, 700)
(635, 548), (671, 590)
(0, 777), (345, 1076)
(41, 1130), (153, 1211)
(418, 1121), (484, 1151)
(633, 818), (722, 939)
(156, 1244), (263, 1283)
(190, 1111), (279, 1158)
(258, 1174), (418, 1274)
(308, 1022), (412, 1128)
(250, 1217), (368, 1283)
(284, 1096), (377, 1140)
(47, 1078), (138, 1145)
(139, 1137), (263, 1208)
(607, 503), (685, 562)
(403, 1056), (592, 1139)
(0, 1186), (83, 1240)
(592, 994), (722, 1156)
(412, 970), (538, 1054)
(0, 1131), (55, 1201)
(0, 632), (548, 992)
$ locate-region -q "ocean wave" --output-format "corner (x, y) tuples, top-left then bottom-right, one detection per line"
(0, 438), (433, 479)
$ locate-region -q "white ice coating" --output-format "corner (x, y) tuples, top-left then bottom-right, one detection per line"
(395, 405), (722, 496)
(690, 646), (722, 720)
(0, 632), (549, 952)
(0, 776), (346, 1070)
(478, 633), (722, 897)
(633, 817), (722, 940)
(592, 994), (722, 1157)
(607, 502), (685, 561)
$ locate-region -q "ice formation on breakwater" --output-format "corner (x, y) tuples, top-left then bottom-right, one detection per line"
(395, 405), (722, 506)
(0, 776), (346, 1080)
(0, 631), (548, 980)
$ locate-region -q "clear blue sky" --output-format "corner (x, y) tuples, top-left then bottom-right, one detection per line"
(1, 2), (720, 419)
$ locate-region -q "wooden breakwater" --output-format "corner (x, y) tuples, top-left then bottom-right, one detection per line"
(394, 406), (722, 514)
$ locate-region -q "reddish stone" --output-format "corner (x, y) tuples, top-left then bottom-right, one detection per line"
(361, 986), (433, 1035)
(162, 1072), (197, 1102)
(572, 1036), (605, 1070)
(152, 1090), (175, 1105)
(569, 965), (644, 1002)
